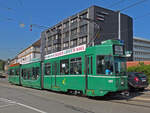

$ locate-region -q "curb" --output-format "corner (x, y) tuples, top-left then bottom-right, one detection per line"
(131, 97), (150, 101)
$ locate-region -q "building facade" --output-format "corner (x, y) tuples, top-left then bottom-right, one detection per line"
(10, 40), (41, 65)
(41, 5), (133, 60)
(133, 37), (150, 61)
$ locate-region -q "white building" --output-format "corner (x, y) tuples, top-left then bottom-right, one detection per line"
(133, 37), (150, 61)
(10, 40), (41, 65)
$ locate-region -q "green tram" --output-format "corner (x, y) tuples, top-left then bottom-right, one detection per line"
(8, 40), (128, 96)
(8, 63), (21, 85)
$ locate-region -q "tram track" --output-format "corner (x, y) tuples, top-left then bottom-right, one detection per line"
(102, 93), (150, 109)
(1, 80), (150, 110)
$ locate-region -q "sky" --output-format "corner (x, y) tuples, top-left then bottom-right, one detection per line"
(0, 0), (150, 60)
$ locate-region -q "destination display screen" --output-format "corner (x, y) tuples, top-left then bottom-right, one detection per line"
(113, 45), (124, 55)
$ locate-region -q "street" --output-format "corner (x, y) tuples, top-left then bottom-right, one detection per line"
(0, 78), (150, 113)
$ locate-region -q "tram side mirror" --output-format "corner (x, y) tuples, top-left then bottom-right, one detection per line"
(125, 51), (132, 57)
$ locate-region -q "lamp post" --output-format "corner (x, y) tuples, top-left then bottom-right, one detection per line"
(118, 11), (121, 40)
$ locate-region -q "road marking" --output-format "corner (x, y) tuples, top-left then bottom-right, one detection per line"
(0, 104), (15, 108)
(0, 98), (47, 113)
(16, 103), (47, 113)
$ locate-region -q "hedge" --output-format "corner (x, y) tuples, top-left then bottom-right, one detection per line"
(127, 62), (150, 84)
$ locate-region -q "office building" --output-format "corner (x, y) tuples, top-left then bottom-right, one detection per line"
(133, 37), (150, 61)
(40, 5), (133, 60)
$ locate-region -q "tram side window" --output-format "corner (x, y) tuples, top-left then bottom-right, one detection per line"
(97, 56), (105, 74)
(60, 59), (69, 75)
(10, 69), (15, 75)
(26, 68), (31, 80)
(87, 57), (93, 75)
(32, 67), (38, 80)
(45, 63), (51, 75)
(15, 68), (20, 76)
(97, 55), (113, 74)
(35, 67), (40, 78)
(70, 57), (82, 75)
(32, 67), (39, 80)
(22, 69), (27, 79)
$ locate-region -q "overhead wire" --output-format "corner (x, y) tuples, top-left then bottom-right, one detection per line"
(120, 0), (148, 11)
(134, 12), (150, 20)
(17, 0), (23, 7)
(0, 1), (14, 12)
(107, 0), (126, 8)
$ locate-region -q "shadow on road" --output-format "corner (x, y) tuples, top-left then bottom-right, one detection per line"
(87, 89), (149, 101)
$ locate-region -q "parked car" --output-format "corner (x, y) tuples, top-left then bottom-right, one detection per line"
(127, 72), (149, 91)
(0, 73), (5, 78)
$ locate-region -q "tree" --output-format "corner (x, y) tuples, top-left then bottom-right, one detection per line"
(0, 59), (5, 71)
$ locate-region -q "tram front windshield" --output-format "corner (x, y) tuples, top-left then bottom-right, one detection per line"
(114, 57), (126, 75)
(96, 56), (126, 75)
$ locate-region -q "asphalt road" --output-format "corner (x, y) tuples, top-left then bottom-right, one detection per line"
(0, 78), (150, 113)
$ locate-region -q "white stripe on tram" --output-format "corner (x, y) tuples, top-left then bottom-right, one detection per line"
(44, 75), (127, 78)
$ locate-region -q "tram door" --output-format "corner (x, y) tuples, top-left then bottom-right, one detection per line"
(51, 61), (59, 88)
(85, 55), (93, 91)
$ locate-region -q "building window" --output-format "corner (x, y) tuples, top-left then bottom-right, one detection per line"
(80, 12), (88, 18)
(51, 28), (56, 32)
(48, 46), (52, 51)
(71, 28), (77, 36)
(57, 25), (62, 30)
(71, 17), (77, 25)
(53, 35), (58, 40)
(79, 36), (87, 44)
(63, 22), (69, 29)
(53, 44), (61, 50)
(80, 24), (87, 33)
(63, 32), (69, 38)
(70, 39), (77, 47)
(46, 30), (50, 34)
(70, 57), (82, 75)
(63, 42), (69, 48)
(58, 34), (62, 39)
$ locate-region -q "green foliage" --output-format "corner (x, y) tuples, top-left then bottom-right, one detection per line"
(0, 59), (5, 71)
(127, 62), (150, 84)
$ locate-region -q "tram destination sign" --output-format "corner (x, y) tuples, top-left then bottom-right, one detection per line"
(45, 44), (86, 60)
(113, 45), (124, 55)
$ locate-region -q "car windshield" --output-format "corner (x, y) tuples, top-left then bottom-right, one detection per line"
(135, 73), (146, 78)
(114, 57), (126, 75)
